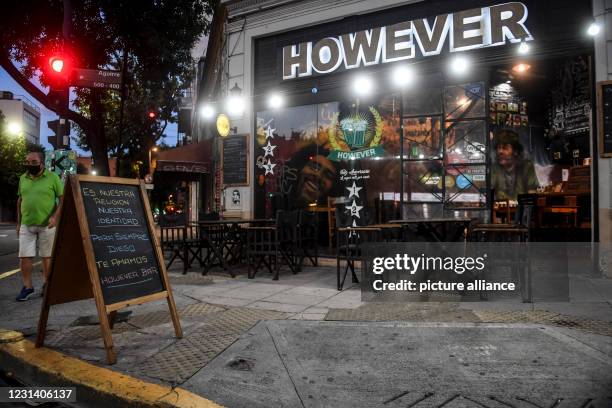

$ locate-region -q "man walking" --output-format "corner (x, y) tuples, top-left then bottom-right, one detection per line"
(16, 151), (64, 301)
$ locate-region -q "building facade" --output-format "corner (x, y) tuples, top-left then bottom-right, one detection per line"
(0, 91), (41, 145)
(198, 0), (610, 258)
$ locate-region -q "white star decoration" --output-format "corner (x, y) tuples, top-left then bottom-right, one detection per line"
(263, 159), (276, 175)
(262, 141), (277, 157)
(264, 125), (276, 140)
(346, 181), (363, 199)
(346, 200), (363, 218)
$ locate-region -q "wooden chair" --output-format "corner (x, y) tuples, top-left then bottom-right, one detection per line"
(244, 211), (297, 280)
(296, 210), (318, 270)
(160, 225), (203, 274)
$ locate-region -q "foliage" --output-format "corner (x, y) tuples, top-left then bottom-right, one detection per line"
(0, 112), (44, 198)
(1, 0), (214, 176)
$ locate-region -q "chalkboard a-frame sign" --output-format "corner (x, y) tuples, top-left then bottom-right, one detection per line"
(36, 175), (182, 364)
(597, 80), (612, 157)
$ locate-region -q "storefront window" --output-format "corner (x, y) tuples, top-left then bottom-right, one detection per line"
(403, 117), (442, 160)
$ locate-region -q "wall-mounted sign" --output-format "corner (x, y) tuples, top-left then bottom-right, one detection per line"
(283, 2), (532, 80)
(328, 106), (384, 161)
(216, 113), (231, 137)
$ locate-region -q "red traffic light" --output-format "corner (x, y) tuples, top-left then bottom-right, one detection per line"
(148, 111), (157, 119)
(49, 57), (64, 73)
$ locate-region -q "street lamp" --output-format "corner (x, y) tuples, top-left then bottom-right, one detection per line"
(226, 82), (245, 117)
(6, 122), (22, 136)
(148, 146), (159, 176)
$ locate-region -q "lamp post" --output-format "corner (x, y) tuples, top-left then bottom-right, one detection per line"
(148, 146), (159, 176)
(6, 122), (23, 137)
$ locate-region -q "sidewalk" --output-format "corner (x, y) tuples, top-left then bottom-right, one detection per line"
(1, 260), (612, 406)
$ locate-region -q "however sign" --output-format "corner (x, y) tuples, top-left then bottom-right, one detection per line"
(36, 175), (182, 364)
(283, 2), (533, 79)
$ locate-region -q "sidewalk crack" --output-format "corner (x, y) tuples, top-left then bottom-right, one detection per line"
(265, 324), (306, 408)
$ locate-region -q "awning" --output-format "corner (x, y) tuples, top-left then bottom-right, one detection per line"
(154, 140), (212, 174)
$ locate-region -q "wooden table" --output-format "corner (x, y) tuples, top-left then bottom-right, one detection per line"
(388, 217), (473, 242)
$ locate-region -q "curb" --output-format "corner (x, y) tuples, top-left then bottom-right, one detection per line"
(0, 329), (223, 408)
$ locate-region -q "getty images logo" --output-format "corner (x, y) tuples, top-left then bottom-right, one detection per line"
(372, 253), (488, 275)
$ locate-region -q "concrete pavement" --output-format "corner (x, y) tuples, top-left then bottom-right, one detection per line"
(1, 240), (612, 406)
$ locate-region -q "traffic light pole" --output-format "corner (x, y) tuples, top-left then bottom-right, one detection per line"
(117, 49), (128, 177)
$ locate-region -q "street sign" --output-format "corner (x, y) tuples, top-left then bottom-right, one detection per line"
(45, 150), (77, 179)
(72, 68), (122, 90)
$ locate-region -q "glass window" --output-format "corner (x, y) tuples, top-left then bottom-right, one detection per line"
(403, 116), (442, 160)
(403, 86), (442, 116)
(444, 82), (486, 121)
(403, 161), (444, 203)
(445, 120), (486, 164)
(445, 164), (486, 208)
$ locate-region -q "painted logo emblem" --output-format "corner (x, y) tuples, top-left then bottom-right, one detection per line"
(328, 106), (384, 161)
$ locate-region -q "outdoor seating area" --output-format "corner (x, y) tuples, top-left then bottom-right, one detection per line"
(159, 197), (544, 291)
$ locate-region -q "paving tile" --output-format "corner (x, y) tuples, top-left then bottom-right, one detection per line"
(281, 286), (339, 298)
(195, 296), (254, 307)
(248, 301), (308, 314)
(221, 283), (293, 300)
(303, 307), (330, 314)
(262, 292), (329, 306)
(289, 313), (326, 320)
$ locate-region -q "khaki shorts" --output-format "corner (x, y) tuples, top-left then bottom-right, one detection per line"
(19, 225), (56, 258)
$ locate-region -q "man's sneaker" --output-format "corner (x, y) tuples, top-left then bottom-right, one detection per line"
(16, 286), (35, 301)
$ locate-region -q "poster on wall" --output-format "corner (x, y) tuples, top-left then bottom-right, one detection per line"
(254, 96), (400, 223)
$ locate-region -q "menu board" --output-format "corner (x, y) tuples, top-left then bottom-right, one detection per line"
(80, 181), (164, 304)
(599, 82), (612, 157)
(548, 56), (591, 136)
(222, 135), (248, 185)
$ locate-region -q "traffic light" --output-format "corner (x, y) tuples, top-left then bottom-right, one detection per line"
(49, 56), (65, 74)
(148, 110), (157, 119)
(47, 119), (70, 149)
(47, 54), (71, 79)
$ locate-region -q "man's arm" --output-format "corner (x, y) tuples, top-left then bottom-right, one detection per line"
(47, 195), (63, 229)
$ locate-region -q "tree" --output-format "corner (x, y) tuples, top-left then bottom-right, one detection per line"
(0, 0), (214, 176)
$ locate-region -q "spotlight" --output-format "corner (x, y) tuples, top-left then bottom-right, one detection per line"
(449, 55), (469, 75)
(587, 22), (600, 36)
(226, 96), (245, 117)
(91, 169), (97, 175)
(353, 75), (373, 96)
(512, 63), (531, 74)
(518, 42), (530, 55)
(392, 65), (415, 88)
(200, 104), (215, 120)
(268, 93), (283, 109)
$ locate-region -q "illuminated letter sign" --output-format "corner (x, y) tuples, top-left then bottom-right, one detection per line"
(282, 2), (532, 80)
